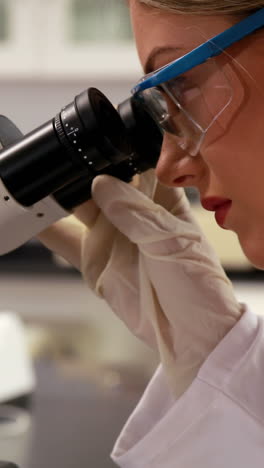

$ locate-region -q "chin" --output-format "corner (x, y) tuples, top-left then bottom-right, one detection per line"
(238, 234), (264, 270)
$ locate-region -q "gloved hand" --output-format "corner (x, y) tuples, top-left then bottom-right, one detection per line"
(81, 170), (243, 398)
(37, 199), (99, 271)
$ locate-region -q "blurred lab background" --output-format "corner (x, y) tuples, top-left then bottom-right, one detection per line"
(0, 1), (263, 468)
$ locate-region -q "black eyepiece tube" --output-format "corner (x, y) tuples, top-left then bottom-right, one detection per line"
(0, 120), (82, 205)
(0, 88), (131, 206)
(0, 88), (163, 210)
(53, 96), (163, 210)
(0, 463), (19, 468)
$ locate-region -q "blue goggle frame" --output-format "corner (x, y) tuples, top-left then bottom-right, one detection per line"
(132, 8), (264, 94)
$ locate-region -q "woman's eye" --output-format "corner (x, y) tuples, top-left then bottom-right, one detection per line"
(156, 85), (165, 94)
(170, 76), (187, 94)
(169, 80), (200, 108)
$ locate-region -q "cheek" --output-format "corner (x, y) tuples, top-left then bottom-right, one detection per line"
(201, 84), (264, 196)
(200, 61), (245, 148)
(203, 54), (264, 157)
(202, 112), (264, 197)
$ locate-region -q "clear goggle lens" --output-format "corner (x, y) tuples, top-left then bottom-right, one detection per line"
(135, 56), (233, 156)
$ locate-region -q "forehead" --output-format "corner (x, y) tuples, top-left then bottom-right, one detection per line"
(129, 1), (236, 69)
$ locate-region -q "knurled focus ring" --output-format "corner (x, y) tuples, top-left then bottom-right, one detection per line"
(54, 113), (95, 175)
(54, 114), (76, 155)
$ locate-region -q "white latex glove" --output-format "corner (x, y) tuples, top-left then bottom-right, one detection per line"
(37, 199), (99, 271)
(81, 170), (243, 398)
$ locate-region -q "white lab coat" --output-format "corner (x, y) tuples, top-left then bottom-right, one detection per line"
(111, 308), (264, 467)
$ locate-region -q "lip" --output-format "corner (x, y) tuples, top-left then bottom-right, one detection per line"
(201, 197), (232, 229)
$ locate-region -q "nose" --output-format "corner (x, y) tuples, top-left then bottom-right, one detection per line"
(155, 133), (204, 188)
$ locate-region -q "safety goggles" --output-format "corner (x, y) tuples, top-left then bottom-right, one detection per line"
(132, 8), (264, 156)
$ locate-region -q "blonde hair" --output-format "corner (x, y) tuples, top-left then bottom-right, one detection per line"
(139, 0), (264, 15)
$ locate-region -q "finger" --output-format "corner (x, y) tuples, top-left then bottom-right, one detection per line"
(92, 174), (191, 244)
(154, 182), (190, 215)
(74, 199), (100, 228)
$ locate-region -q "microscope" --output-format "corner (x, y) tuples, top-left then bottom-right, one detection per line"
(0, 87), (163, 468)
(0, 87), (162, 255)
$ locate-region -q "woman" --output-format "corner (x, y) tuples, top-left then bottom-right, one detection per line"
(39, 1), (264, 466)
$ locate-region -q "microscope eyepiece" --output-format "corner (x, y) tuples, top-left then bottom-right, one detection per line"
(0, 87), (162, 209)
(56, 88), (130, 172)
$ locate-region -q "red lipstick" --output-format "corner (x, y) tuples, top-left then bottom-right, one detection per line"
(201, 197), (232, 228)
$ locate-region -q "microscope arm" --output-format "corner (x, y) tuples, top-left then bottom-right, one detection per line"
(0, 177), (68, 255)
